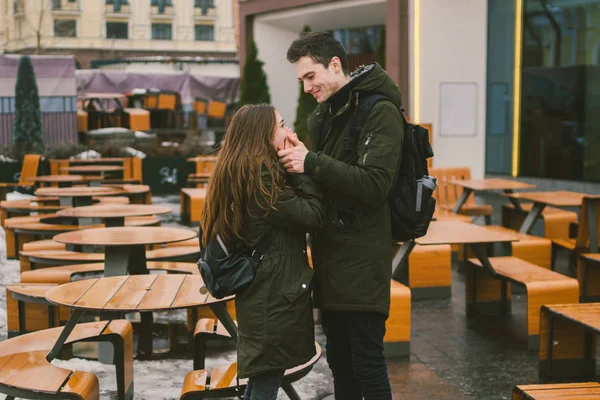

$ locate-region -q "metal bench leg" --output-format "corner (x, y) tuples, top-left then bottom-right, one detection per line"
(281, 382), (301, 400)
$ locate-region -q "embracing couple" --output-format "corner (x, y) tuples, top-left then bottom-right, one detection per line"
(200, 30), (404, 400)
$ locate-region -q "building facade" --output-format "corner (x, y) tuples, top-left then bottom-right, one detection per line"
(239, 0), (600, 185)
(0, 0), (238, 68)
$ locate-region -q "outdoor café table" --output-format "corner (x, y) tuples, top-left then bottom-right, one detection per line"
(44, 275), (236, 368)
(35, 186), (124, 207)
(56, 204), (172, 227)
(392, 220), (518, 283)
(504, 191), (592, 234)
(53, 226), (197, 277)
(27, 174), (104, 188)
(61, 165), (124, 178)
(450, 178), (536, 214)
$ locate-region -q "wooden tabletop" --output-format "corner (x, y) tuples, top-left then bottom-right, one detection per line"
(181, 188), (207, 197)
(65, 158), (124, 163)
(542, 303), (600, 332)
(79, 93), (125, 100)
(53, 226), (197, 247)
(46, 275), (230, 312)
(35, 187), (123, 198)
(450, 178), (536, 191)
(27, 175), (104, 183)
(61, 165), (124, 173)
(187, 156), (218, 162)
(56, 204), (171, 219)
(416, 220), (519, 246)
(504, 191), (591, 207)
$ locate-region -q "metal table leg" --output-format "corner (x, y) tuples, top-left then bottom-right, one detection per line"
(519, 202), (546, 234)
(209, 302), (238, 342)
(391, 240), (417, 282)
(587, 198), (599, 253)
(452, 188), (473, 214)
(104, 245), (148, 277)
(73, 196), (93, 207)
(105, 217), (125, 227)
(468, 243), (497, 278)
(505, 189), (523, 212)
(46, 309), (85, 362)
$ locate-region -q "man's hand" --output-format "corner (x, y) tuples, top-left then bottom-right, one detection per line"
(277, 132), (308, 173)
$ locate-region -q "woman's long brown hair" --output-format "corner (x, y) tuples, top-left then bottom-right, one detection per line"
(200, 104), (285, 246)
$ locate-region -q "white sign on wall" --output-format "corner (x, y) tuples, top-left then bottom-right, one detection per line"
(439, 82), (478, 136)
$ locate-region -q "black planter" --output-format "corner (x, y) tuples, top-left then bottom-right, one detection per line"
(142, 156), (194, 194)
(0, 162), (22, 183)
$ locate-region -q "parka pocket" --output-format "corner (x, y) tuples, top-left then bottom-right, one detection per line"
(282, 267), (314, 303)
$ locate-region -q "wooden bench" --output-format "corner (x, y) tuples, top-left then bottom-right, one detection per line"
(0, 320), (133, 400)
(180, 188), (206, 226)
(385, 280), (411, 358)
(393, 244), (452, 299)
(482, 225), (553, 269)
(0, 199), (66, 227)
(513, 382), (600, 399)
(4, 215), (160, 260)
(466, 256), (579, 349)
(539, 303), (600, 382)
(502, 203), (577, 240)
(551, 196), (600, 271)
(180, 343), (321, 400)
(429, 167), (493, 222)
(578, 253), (600, 302)
(0, 154), (41, 202)
(5, 283), (60, 337)
(20, 245), (201, 272)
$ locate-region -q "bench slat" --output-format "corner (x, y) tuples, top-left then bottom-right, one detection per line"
(61, 371), (100, 400)
(0, 351), (71, 393)
(468, 256), (572, 284)
(209, 363), (239, 389)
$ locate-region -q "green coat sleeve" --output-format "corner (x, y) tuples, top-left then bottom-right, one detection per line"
(305, 101), (403, 206)
(256, 172), (326, 233)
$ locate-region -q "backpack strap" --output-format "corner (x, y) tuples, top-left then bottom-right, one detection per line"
(345, 92), (394, 152)
(249, 228), (274, 260)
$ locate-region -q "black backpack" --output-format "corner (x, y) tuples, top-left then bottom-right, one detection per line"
(349, 93), (436, 241)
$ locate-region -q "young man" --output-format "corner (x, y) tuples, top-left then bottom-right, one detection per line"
(278, 31), (404, 400)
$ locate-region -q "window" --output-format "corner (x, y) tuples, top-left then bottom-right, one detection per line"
(152, 23), (172, 40)
(194, 0), (214, 14)
(51, 0), (61, 9)
(106, 22), (128, 39)
(516, 0), (600, 181)
(195, 25), (214, 41)
(54, 20), (76, 37)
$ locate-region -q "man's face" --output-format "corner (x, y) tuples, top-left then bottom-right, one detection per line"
(295, 56), (343, 103)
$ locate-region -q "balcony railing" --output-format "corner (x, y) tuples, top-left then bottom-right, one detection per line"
(105, 0), (129, 13)
(51, 0), (81, 13)
(194, 0), (215, 16)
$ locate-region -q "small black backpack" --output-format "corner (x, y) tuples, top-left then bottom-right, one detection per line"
(349, 93), (437, 242)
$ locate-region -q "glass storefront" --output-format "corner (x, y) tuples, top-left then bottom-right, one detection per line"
(487, 0), (600, 182)
(520, 0), (600, 181)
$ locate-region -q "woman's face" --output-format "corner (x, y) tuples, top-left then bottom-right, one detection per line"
(272, 110), (290, 150)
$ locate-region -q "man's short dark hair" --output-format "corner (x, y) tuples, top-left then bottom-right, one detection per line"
(287, 31), (348, 75)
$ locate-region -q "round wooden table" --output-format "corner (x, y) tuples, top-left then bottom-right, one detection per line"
(27, 175), (104, 188)
(56, 204), (172, 227)
(53, 226), (197, 276)
(61, 165), (124, 177)
(35, 186), (124, 207)
(45, 275), (235, 361)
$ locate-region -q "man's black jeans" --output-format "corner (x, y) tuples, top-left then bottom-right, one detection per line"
(321, 310), (392, 400)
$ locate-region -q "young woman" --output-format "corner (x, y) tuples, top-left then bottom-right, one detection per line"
(200, 104), (325, 400)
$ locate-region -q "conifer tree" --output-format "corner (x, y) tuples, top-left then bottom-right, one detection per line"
(293, 25), (318, 148)
(12, 55), (44, 159)
(238, 39), (271, 108)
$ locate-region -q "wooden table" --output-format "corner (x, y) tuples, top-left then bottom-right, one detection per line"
(61, 165), (124, 177)
(35, 186), (124, 207)
(181, 188), (206, 225)
(53, 227), (197, 276)
(45, 275), (235, 362)
(27, 174), (104, 188)
(393, 221), (518, 282)
(504, 191), (592, 234)
(450, 178), (536, 214)
(67, 158), (125, 164)
(56, 204), (171, 227)
(539, 303), (600, 382)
